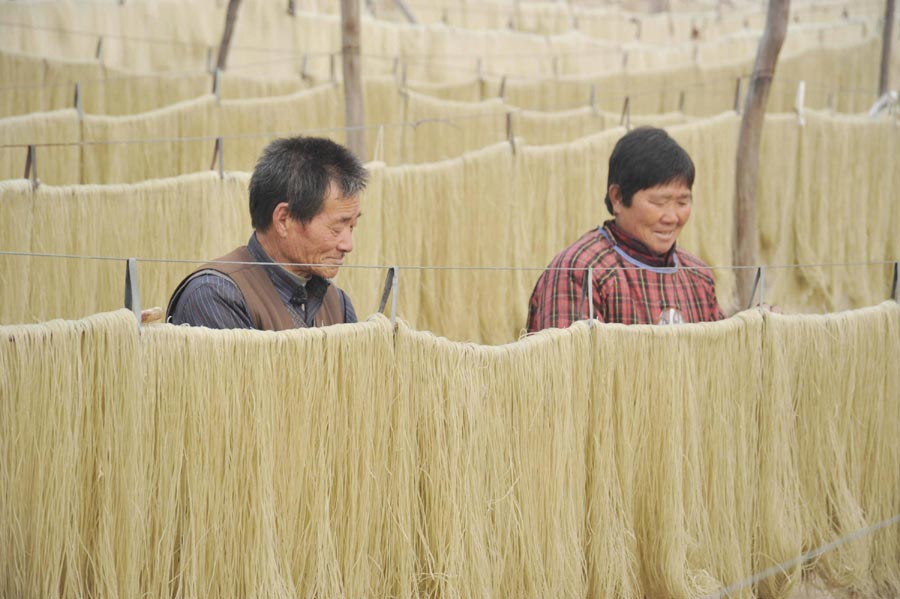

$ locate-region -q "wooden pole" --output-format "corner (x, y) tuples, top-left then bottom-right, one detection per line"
(215, 0), (242, 71)
(341, 0), (367, 160)
(879, 0), (896, 96)
(734, 0), (790, 307)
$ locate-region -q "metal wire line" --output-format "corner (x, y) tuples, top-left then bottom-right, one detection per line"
(704, 514), (900, 599)
(0, 250), (896, 274)
(0, 111), (507, 150)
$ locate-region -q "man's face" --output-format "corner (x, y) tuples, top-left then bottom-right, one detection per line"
(279, 184), (361, 279)
(610, 181), (692, 256)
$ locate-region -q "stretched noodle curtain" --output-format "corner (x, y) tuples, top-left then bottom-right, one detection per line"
(2, 304), (899, 599)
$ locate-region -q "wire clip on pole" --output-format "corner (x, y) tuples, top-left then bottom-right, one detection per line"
(300, 54), (310, 80)
(74, 82), (83, 118)
(581, 266), (595, 321)
(620, 96), (631, 129)
(745, 266), (768, 310)
(506, 112), (516, 155)
(759, 266), (766, 308)
(24, 145), (38, 189)
(124, 258), (141, 324)
(378, 266), (399, 326)
(373, 125), (385, 163)
(734, 76), (742, 113)
(210, 137), (224, 179)
(891, 262), (898, 302)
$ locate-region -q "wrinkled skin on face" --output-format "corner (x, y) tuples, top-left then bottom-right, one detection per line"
(609, 181), (692, 256)
(259, 183), (361, 279)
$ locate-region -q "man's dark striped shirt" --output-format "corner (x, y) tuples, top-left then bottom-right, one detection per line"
(169, 234), (357, 329)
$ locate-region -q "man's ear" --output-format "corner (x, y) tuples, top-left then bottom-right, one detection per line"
(271, 202), (291, 237)
(608, 185), (623, 214)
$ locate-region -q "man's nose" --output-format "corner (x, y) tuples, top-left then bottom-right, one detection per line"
(337, 227), (354, 253)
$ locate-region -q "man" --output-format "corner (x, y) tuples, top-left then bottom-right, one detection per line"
(527, 127), (724, 331)
(167, 136), (366, 330)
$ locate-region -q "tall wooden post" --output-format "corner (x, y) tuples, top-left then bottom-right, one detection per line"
(215, 0), (242, 71)
(734, 0), (790, 306)
(879, 0), (896, 95)
(341, 0), (366, 160)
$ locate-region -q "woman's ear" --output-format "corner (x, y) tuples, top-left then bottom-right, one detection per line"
(608, 185), (623, 214)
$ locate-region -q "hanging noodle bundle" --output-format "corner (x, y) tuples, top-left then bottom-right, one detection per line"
(762, 304), (900, 597)
(0, 310), (144, 599)
(2, 304), (900, 598)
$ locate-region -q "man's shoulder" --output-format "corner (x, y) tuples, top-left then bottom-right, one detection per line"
(548, 228), (617, 269)
(170, 270), (243, 313)
(181, 270), (240, 293)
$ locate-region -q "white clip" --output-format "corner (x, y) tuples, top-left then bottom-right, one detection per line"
(795, 80), (806, 126)
(868, 91), (898, 117)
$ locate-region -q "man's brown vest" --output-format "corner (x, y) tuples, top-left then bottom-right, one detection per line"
(167, 246), (344, 330)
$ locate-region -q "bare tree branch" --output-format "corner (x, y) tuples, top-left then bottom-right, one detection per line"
(879, 0), (896, 96)
(734, 0), (790, 307)
(216, 0), (243, 71)
(341, 0), (366, 160)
